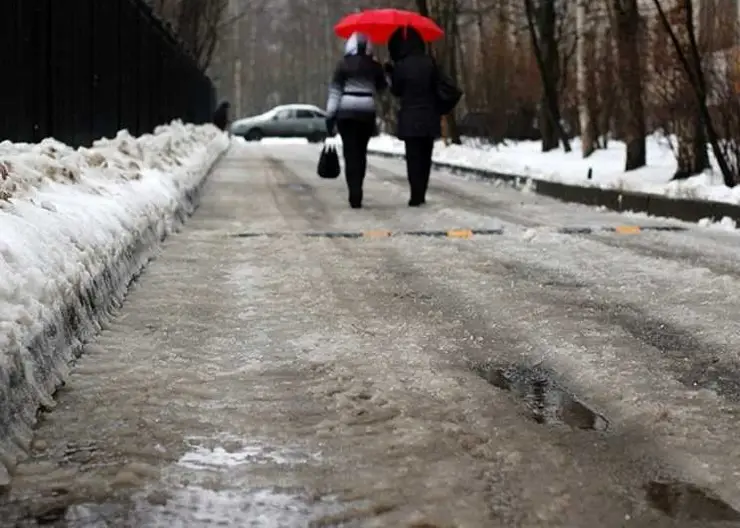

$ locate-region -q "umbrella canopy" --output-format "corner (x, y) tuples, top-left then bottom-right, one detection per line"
(334, 9), (444, 44)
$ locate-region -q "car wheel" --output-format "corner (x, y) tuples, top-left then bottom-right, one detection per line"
(245, 129), (263, 141)
(308, 132), (326, 143)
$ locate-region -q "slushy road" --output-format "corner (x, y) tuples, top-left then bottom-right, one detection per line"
(3, 141), (740, 527)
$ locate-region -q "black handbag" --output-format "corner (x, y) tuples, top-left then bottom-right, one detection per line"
(433, 60), (463, 116)
(317, 142), (341, 179)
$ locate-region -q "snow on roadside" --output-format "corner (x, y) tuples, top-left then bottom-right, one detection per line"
(0, 121), (229, 481)
(259, 137), (309, 145)
(367, 134), (740, 206)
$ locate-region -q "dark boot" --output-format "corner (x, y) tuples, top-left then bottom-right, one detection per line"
(349, 191), (363, 209)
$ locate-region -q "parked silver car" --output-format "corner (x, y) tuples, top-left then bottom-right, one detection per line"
(230, 104), (328, 142)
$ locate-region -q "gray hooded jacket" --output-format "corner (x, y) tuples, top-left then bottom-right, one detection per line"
(326, 32), (387, 122)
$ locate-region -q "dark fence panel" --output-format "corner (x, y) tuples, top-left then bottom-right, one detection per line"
(93, 0), (121, 141)
(2, 0), (22, 142)
(0, 0), (216, 147)
(119, 0), (139, 137)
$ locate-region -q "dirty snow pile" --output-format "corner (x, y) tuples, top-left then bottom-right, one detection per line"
(368, 134), (740, 206)
(0, 121), (229, 482)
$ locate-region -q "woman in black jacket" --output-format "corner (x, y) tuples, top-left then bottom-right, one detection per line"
(325, 32), (387, 209)
(386, 27), (440, 207)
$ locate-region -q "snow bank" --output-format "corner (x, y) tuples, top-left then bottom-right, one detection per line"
(368, 134), (740, 205)
(0, 121), (230, 484)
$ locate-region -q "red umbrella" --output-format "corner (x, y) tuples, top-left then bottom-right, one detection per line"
(334, 9), (444, 44)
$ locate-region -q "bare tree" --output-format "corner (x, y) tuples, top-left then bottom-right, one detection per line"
(576, 0), (596, 156)
(415, 0), (430, 17)
(149, 0), (230, 71)
(651, 0), (735, 186)
(524, 0), (571, 152)
(610, 0), (647, 171)
(645, 5), (708, 179)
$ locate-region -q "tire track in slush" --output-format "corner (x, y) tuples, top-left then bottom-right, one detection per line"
(262, 158), (658, 524)
(368, 161), (740, 401)
(268, 155), (740, 525)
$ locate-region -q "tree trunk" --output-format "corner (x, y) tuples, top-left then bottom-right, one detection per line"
(441, 0), (462, 144)
(667, 26), (710, 180)
(577, 0), (596, 157)
(595, 25), (614, 148)
(525, 0), (570, 152)
(475, 5), (489, 111)
(415, 0), (430, 17)
(673, 113), (709, 179)
(539, 97), (558, 151)
(612, 0), (647, 171)
(538, 0), (559, 151)
(652, 0), (735, 186)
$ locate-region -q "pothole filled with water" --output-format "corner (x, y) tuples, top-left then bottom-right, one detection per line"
(473, 363), (609, 431)
(645, 480), (740, 522)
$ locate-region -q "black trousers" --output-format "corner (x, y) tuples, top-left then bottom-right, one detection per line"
(404, 137), (434, 203)
(338, 119), (375, 205)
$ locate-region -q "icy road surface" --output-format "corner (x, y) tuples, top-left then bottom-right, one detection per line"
(4, 142), (740, 527)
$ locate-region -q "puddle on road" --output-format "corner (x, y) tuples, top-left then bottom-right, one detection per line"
(10, 438), (348, 527)
(59, 487), (350, 528)
(177, 441), (319, 472)
(645, 480), (740, 522)
(133, 438), (345, 527)
(474, 363), (609, 431)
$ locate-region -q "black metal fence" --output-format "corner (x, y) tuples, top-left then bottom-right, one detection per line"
(0, 0), (216, 147)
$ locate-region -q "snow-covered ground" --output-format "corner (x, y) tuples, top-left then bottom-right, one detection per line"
(0, 122), (229, 482)
(367, 134), (740, 205)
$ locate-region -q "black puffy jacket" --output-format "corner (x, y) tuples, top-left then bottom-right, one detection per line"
(388, 28), (441, 139)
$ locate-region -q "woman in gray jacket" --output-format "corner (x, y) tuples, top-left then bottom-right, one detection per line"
(325, 32), (387, 209)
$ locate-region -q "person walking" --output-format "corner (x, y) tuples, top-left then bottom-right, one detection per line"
(385, 27), (440, 207)
(325, 32), (387, 209)
(212, 101), (231, 132)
